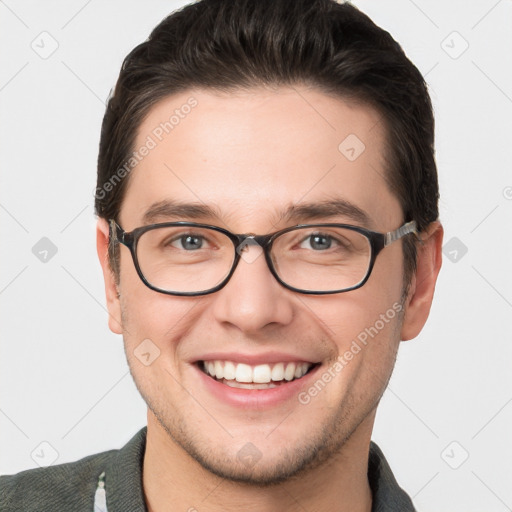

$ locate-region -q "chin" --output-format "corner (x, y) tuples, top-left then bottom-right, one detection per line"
(151, 404), (357, 487)
(181, 443), (334, 487)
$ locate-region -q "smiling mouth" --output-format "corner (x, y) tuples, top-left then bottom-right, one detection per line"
(198, 360), (318, 389)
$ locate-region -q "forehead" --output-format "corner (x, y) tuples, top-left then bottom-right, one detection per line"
(120, 86), (401, 231)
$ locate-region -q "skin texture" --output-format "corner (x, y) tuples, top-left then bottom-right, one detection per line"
(96, 86), (443, 512)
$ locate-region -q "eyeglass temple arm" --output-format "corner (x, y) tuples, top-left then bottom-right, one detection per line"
(384, 220), (418, 247)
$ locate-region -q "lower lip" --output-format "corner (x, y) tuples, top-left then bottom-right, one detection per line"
(193, 363), (321, 408)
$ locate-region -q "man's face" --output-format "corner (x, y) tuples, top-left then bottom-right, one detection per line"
(104, 86), (410, 483)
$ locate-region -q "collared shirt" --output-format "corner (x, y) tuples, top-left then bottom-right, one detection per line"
(0, 427), (416, 511)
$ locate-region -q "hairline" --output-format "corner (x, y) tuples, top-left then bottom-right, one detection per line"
(104, 83), (418, 291)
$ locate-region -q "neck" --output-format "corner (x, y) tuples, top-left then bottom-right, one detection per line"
(142, 412), (374, 512)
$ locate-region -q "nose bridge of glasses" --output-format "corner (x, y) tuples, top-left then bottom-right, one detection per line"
(224, 235), (281, 293)
(233, 233), (269, 263)
(233, 233), (273, 251)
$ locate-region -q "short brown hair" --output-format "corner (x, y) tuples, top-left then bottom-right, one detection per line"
(96, 0), (439, 289)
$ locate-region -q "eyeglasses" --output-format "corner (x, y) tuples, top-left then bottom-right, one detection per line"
(109, 219), (417, 296)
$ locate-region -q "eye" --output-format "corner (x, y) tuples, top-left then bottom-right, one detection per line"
(300, 233), (335, 251)
(169, 234), (206, 250)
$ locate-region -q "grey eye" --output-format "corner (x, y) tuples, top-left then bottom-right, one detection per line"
(300, 234), (333, 250)
(172, 235), (204, 250)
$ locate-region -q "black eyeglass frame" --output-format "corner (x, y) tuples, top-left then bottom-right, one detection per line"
(109, 219), (418, 296)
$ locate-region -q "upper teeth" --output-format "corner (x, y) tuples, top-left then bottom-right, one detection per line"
(202, 360), (312, 383)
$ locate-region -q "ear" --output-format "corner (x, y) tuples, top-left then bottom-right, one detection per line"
(400, 221), (443, 341)
(96, 218), (123, 335)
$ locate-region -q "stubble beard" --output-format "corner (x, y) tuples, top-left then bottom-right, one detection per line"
(121, 294), (404, 487)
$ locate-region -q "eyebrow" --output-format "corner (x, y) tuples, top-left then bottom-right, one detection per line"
(142, 200), (222, 225)
(279, 199), (371, 227)
(141, 198), (371, 228)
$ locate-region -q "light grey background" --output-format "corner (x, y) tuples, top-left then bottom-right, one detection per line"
(1, 1), (511, 511)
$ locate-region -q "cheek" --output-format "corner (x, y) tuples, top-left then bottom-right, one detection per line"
(121, 293), (201, 349)
(119, 292), (205, 399)
(117, 256), (204, 367)
(303, 277), (404, 344)
(370, 242), (407, 299)
(313, 298), (403, 410)
(299, 281), (404, 384)
(118, 244), (194, 332)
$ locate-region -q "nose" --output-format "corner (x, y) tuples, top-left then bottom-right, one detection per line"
(211, 243), (294, 334)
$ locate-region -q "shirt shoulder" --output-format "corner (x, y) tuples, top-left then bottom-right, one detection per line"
(0, 427), (148, 512)
(368, 441), (417, 512)
(0, 448), (116, 512)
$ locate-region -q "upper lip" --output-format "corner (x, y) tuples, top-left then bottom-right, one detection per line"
(193, 351), (319, 366)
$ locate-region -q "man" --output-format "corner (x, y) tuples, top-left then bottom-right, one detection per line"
(0, 0), (442, 510)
